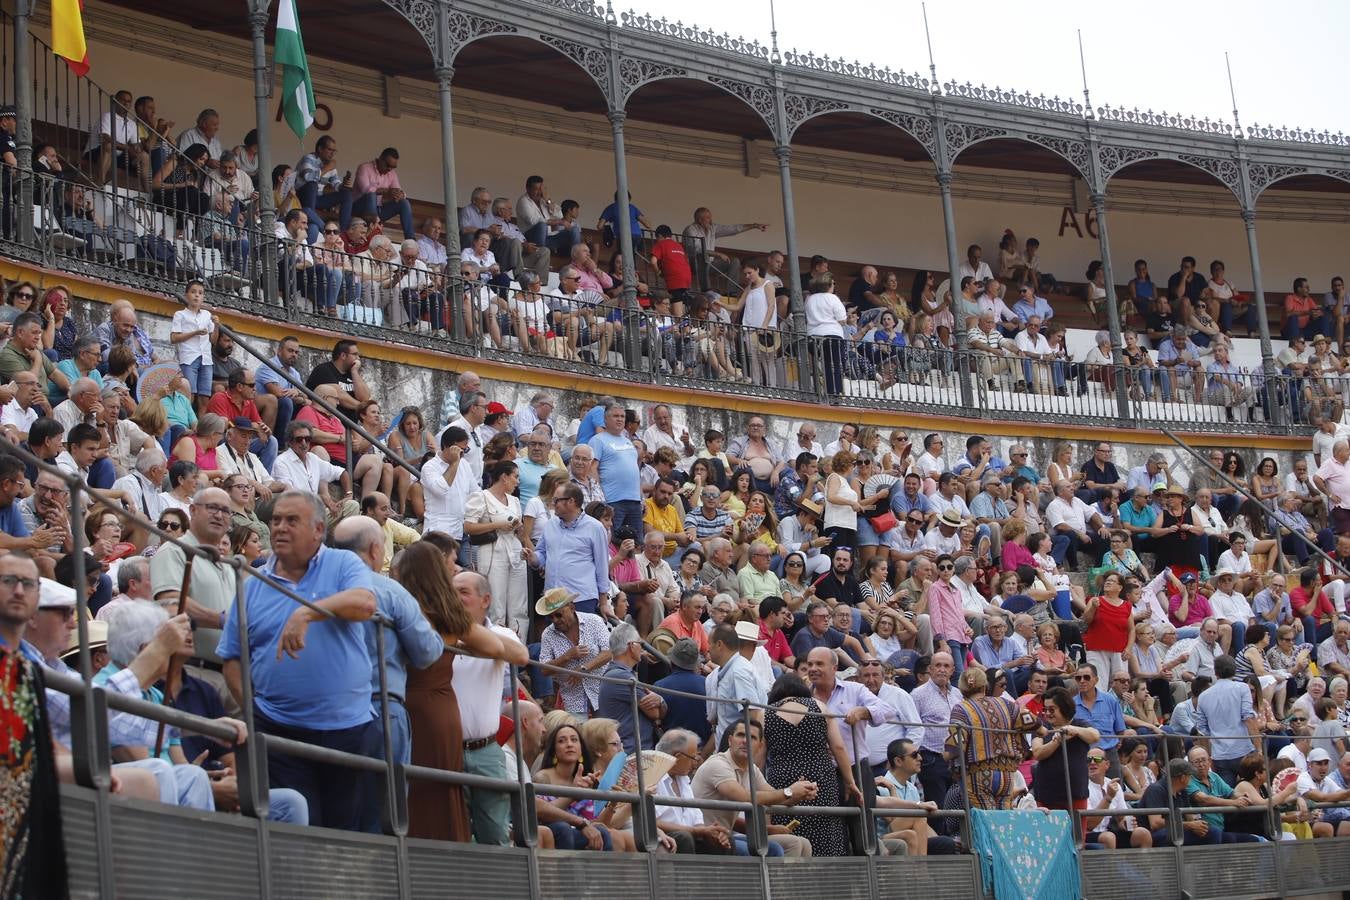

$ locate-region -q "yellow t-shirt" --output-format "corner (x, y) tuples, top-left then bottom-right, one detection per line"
(644, 497), (683, 557)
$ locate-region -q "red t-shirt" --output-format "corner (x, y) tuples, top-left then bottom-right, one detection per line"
(206, 391), (262, 425)
(1292, 585), (1335, 624)
(295, 405), (347, 464)
(1285, 293), (1316, 327)
(650, 238), (692, 291)
(759, 622), (792, 663)
(1084, 595), (1132, 652)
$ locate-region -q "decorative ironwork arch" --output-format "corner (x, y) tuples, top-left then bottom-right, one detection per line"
(380, 0), (437, 53)
(616, 58), (690, 107)
(782, 103), (939, 165)
(1101, 151), (1243, 203)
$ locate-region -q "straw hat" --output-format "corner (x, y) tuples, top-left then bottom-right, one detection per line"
(534, 587), (579, 617)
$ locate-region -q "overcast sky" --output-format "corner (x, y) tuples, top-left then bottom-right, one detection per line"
(620, 0), (1349, 137)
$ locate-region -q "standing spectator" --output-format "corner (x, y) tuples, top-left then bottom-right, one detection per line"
(1194, 654), (1258, 787)
(946, 668), (1037, 809)
(421, 426), (475, 554)
(588, 404), (641, 539)
(149, 486), (237, 709)
(464, 461), (528, 639)
(332, 516), (444, 768)
(537, 587), (612, 716)
(1315, 440), (1350, 535)
(533, 483), (611, 617)
(762, 673), (860, 857)
(451, 570), (529, 844)
(806, 273), (848, 396)
(218, 492), (380, 832)
(1032, 687), (1102, 831)
(912, 650), (961, 803)
(1073, 664), (1129, 774)
(1082, 571), (1135, 681)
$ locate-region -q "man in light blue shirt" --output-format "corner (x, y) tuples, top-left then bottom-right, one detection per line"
(1074, 663), (1128, 773)
(334, 516), (444, 767)
(708, 623), (766, 745)
(219, 492), (380, 832)
(1193, 654), (1257, 787)
(252, 335), (307, 440)
(589, 402), (642, 538)
(1012, 284), (1054, 323)
(533, 482), (612, 617)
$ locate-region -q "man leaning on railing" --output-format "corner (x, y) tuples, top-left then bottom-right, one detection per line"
(218, 491), (380, 832)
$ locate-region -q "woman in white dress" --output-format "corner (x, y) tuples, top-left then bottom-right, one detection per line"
(464, 460), (528, 639)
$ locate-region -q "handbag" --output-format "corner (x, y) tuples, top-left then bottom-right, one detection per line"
(867, 510), (898, 534)
(469, 523), (498, 546)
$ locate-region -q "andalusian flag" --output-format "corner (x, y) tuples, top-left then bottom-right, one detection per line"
(275, 0), (315, 140)
(51, 0), (90, 77)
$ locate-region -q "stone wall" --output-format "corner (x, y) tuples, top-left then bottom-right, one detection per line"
(83, 294), (1305, 482)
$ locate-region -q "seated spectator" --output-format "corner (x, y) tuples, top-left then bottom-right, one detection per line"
(294, 136), (353, 243)
(395, 239), (446, 335)
(460, 229), (511, 294)
(272, 422), (358, 524)
(351, 147), (412, 237)
(206, 369), (277, 471)
(1156, 326), (1205, 403)
(1285, 277), (1328, 341)
(171, 413), (229, 483)
(414, 218), (449, 271)
(515, 176), (582, 258)
(969, 312), (1022, 391)
(1, 370), (44, 441)
(492, 196), (550, 284)
(276, 209), (341, 314)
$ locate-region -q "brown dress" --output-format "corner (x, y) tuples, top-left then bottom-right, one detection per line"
(406, 649), (470, 841)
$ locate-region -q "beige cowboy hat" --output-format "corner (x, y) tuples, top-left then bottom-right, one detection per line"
(534, 587), (580, 617)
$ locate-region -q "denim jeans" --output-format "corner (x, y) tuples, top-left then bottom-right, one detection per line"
(353, 192), (414, 236)
(117, 757), (214, 810)
(402, 288), (444, 331)
(375, 698), (411, 767)
(180, 359), (213, 397)
(611, 500), (645, 540)
(272, 394), (295, 441)
(297, 182), (353, 243)
(267, 788), (310, 825)
(547, 821), (612, 850)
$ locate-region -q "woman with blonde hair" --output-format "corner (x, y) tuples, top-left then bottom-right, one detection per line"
(395, 541), (509, 842)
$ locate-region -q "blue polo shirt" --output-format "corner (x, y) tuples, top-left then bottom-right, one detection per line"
(1118, 501), (1157, 536)
(575, 405), (607, 446)
(218, 545), (376, 731)
(589, 431), (640, 503)
(0, 498), (29, 539)
(889, 489), (931, 519)
(1075, 689), (1126, 751)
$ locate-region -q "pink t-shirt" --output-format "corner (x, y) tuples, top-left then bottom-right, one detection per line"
(354, 159), (401, 196)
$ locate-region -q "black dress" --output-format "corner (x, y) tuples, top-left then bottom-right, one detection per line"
(1153, 507), (1203, 573)
(763, 697), (848, 857)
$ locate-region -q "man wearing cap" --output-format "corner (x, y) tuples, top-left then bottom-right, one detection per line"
(533, 482), (611, 618)
(478, 401), (513, 445)
(218, 417), (283, 499)
(1046, 479), (1109, 569)
(207, 369), (277, 471)
(654, 637), (712, 745)
(150, 486), (239, 711)
(706, 623), (766, 746)
(537, 587), (612, 716)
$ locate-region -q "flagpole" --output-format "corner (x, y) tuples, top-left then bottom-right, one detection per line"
(248, 0), (278, 305)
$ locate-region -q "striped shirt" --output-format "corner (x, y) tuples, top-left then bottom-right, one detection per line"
(685, 506), (732, 540)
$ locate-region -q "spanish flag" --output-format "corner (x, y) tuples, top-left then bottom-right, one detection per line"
(51, 0), (90, 77)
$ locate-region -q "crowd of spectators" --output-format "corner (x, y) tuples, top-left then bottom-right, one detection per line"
(7, 267), (1350, 864)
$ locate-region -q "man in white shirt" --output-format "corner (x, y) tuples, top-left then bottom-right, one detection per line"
(511, 393), (554, 439)
(217, 418), (284, 498)
(781, 424), (824, 462)
(654, 728), (735, 854)
(84, 89), (149, 189)
(1046, 479), (1109, 569)
(272, 421), (357, 524)
(1206, 570), (1253, 652)
(0, 371), (42, 440)
(958, 244), (994, 283)
(440, 391), (487, 483)
(52, 377), (101, 440)
(112, 448), (169, 548)
(823, 423), (857, 459)
(739, 261), (779, 387)
(175, 108), (224, 166)
(1312, 418), (1350, 467)
(1085, 753), (1150, 848)
(858, 659), (924, 776)
(395, 240), (443, 335)
(914, 433), (947, 486)
(1013, 316), (1055, 394)
(421, 426), (476, 546)
(640, 404), (694, 459)
(452, 570), (529, 846)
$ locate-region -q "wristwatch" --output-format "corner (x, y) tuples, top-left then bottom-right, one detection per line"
(783, 785), (794, 799)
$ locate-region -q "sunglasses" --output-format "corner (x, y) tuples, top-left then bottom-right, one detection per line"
(1086, 756), (1106, 764)
(937, 564), (954, 571)
(157, 520), (183, 531)
(291, 435), (312, 444)
(1074, 674), (1093, 681)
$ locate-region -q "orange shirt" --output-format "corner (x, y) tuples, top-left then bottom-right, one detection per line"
(1285, 292), (1316, 327)
(658, 611), (709, 655)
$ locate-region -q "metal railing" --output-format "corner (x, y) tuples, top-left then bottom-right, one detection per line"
(0, 167), (1320, 435)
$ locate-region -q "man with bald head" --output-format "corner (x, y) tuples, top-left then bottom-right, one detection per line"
(149, 486), (239, 710)
(1315, 438), (1350, 536)
(806, 645), (895, 824)
(453, 569), (528, 844)
(359, 491), (419, 573)
(911, 649), (961, 804)
(333, 515), (443, 767)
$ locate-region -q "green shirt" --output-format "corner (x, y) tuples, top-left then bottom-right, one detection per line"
(1186, 771), (1233, 831)
(737, 566), (779, 602)
(0, 342), (53, 392)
